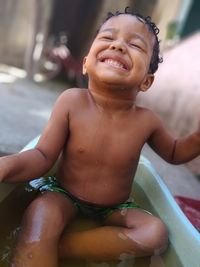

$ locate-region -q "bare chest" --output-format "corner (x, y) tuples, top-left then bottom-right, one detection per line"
(66, 109), (150, 166)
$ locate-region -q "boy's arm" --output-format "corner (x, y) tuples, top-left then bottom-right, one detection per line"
(0, 148), (54, 183)
(147, 115), (200, 164)
(0, 90), (71, 183)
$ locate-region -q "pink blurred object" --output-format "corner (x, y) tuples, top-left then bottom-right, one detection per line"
(138, 32), (200, 176)
(175, 195), (200, 232)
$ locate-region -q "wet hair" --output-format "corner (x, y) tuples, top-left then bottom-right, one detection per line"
(97, 7), (163, 74)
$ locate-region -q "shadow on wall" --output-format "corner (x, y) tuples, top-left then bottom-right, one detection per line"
(137, 32), (200, 175)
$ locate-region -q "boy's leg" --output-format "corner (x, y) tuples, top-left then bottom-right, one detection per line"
(59, 208), (168, 261)
(11, 191), (77, 267)
(104, 208), (168, 256)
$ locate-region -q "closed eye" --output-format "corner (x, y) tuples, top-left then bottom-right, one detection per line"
(97, 32), (114, 41)
(129, 43), (143, 50)
(101, 36), (114, 41)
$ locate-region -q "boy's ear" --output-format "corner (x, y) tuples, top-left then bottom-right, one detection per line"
(139, 74), (154, 92)
(82, 56), (87, 75)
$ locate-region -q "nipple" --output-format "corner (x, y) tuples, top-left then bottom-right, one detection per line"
(78, 147), (85, 153)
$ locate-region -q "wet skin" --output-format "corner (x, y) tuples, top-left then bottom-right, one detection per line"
(55, 88), (163, 205)
(1, 15), (199, 205)
(1, 15), (200, 267)
(37, 15), (199, 206)
(38, 15), (156, 205)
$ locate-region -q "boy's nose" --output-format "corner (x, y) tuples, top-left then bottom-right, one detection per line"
(109, 40), (126, 53)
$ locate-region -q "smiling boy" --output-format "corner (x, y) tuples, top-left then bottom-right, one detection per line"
(1, 9), (200, 267)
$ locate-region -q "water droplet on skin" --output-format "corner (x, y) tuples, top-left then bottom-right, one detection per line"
(127, 196), (134, 202)
(27, 252), (33, 259)
(118, 233), (127, 240)
(120, 209), (127, 216)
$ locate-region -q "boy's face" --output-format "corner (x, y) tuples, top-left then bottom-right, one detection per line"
(83, 14), (155, 92)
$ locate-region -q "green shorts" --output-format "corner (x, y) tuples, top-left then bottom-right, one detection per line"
(28, 176), (148, 219)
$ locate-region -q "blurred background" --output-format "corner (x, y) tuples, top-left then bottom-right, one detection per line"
(0, 0), (199, 77)
(0, 0), (200, 179)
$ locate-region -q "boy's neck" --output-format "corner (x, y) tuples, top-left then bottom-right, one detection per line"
(88, 84), (137, 112)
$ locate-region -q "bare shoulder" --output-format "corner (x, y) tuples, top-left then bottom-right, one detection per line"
(56, 88), (88, 109)
(135, 106), (156, 118)
(135, 106), (163, 130)
(59, 88), (89, 99)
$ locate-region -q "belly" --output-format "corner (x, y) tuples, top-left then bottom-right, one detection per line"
(57, 128), (142, 206)
(57, 157), (138, 206)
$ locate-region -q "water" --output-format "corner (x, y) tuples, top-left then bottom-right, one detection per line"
(0, 184), (183, 267)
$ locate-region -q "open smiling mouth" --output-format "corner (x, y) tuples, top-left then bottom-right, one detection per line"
(100, 58), (129, 71)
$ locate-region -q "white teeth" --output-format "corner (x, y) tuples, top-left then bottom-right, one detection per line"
(104, 59), (126, 70)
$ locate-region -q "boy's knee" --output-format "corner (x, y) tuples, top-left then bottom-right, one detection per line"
(126, 217), (168, 255)
(21, 196), (66, 241)
(148, 218), (168, 254)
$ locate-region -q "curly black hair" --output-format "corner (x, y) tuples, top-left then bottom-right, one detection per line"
(97, 7), (163, 74)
